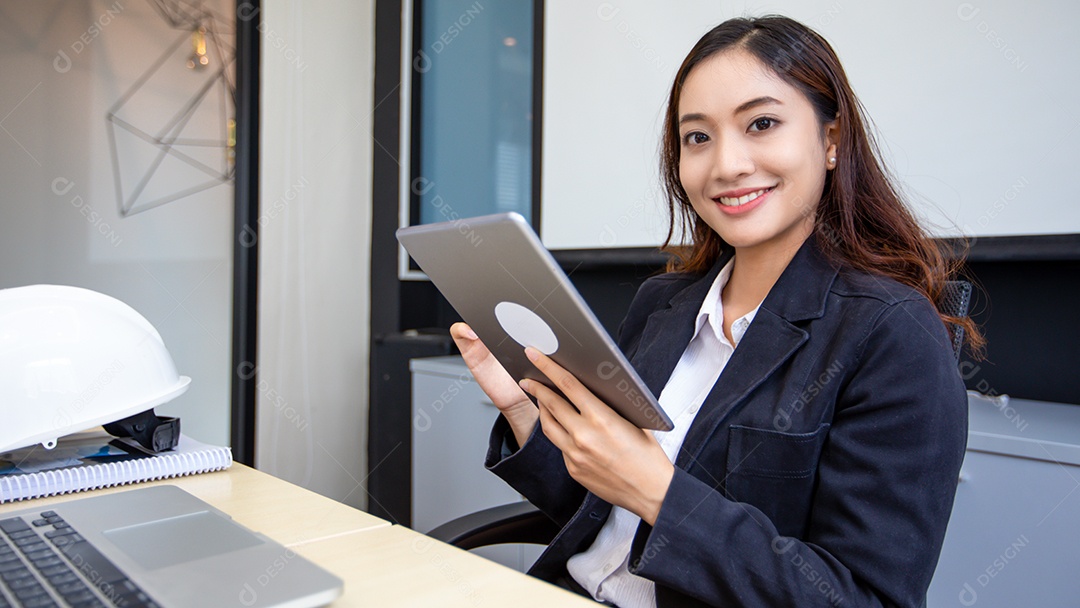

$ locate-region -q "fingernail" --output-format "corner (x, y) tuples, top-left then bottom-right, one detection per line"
(524, 347), (539, 362)
(465, 328), (478, 340)
(519, 379), (530, 392)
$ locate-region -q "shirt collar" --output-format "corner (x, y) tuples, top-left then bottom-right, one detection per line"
(692, 258), (761, 348)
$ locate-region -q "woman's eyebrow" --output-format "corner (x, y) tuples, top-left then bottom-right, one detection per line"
(735, 96), (782, 114)
(678, 112), (709, 125)
(679, 96), (784, 126)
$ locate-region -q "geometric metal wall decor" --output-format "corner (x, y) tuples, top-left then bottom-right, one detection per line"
(106, 0), (235, 217)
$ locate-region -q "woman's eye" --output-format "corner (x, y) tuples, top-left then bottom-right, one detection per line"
(683, 131), (709, 145)
(750, 117), (776, 132)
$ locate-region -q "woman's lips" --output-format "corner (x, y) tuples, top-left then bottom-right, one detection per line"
(714, 186), (774, 215)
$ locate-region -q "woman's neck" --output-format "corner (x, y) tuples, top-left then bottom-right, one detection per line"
(723, 233), (812, 318)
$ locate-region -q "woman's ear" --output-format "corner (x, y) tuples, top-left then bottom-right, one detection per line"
(824, 115), (840, 169)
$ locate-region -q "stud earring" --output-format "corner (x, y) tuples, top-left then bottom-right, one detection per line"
(829, 157), (836, 164)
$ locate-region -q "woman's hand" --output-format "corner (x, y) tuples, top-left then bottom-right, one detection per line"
(519, 347), (675, 525)
(449, 322), (538, 447)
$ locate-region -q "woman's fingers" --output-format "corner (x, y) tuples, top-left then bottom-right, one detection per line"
(524, 347), (610, 421)
(521, 351), (674, 523)
(449, 323), (532, 413)
(522, 377), (581, 434)
(525, 347), (580, 392)
(536, 395), (571, 448)
(449, 322), (484, 363)
(449, 322), (478, 341)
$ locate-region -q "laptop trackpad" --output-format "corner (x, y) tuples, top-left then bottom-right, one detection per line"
(103, 511), (264, 570)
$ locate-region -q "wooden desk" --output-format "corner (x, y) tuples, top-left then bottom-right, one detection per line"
(0, 464), (389, 547)
(292, 526), (598, 607)
(0, 464), (597, 606)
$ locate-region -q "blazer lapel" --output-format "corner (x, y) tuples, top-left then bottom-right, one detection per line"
(674, 312), (808, 466)
(674, 237), (840, 467)
(630, 249), (734, 398)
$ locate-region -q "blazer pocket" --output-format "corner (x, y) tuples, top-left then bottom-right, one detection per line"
(724, 423), (831, 537)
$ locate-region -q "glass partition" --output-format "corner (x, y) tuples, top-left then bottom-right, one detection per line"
(409, 0), (536, 228)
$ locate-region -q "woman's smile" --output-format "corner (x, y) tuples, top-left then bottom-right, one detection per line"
(714, 186), (776, 214)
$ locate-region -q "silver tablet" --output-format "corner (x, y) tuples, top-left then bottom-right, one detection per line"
(397, 212), (673, 431)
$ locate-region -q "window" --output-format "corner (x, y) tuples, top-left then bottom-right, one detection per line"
(400, 0), (539, 277)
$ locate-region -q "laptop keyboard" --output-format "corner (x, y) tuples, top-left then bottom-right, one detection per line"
(0, 511), (158, 608)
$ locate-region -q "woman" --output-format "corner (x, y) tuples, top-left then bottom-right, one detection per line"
(451, 15), (982, 608)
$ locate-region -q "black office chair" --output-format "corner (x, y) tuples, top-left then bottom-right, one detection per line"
(939, 280), (973, 362)
(430, 280), (974, 551)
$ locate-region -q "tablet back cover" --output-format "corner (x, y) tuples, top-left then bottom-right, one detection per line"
(397, 213), (672, 431)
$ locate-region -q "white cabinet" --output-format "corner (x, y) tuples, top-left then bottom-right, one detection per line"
(928, 393), (1080, 607)
(411, 356), (543, 571)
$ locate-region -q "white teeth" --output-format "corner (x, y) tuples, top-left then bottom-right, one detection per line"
(718, 188), (770, 206)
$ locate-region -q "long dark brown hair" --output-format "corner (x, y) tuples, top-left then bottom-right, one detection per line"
(660, 15), (984, 354)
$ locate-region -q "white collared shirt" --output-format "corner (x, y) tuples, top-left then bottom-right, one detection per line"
(566, 259), (759, 607)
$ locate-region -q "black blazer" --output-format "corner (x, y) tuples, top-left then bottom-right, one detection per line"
(486, 236), (968, 607)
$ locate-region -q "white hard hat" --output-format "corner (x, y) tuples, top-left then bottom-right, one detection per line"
(0, 285), (191, 453)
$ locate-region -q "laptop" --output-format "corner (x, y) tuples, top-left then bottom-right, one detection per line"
(0, 485), (342, 607)
(397, 212), (673, 431)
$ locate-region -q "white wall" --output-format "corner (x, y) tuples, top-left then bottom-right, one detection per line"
(541, 0), (1080, 248)
(257, 0), (374, 509)
(0, 0), (234, 445)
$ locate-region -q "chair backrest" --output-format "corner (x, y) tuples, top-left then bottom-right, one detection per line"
(938, 280), (973, 362)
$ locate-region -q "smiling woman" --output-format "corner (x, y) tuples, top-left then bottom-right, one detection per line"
(660, 17), (982, 350)
(452, 15), (982, 608)
(675, 52), (835, 263)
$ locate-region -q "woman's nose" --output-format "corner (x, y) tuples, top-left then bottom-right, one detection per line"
(711, 136), (754, 182)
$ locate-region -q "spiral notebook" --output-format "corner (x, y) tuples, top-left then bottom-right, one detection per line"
(0, 429), (232, 502)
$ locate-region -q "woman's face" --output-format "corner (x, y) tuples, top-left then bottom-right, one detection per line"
(677, 48), (837, 255)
